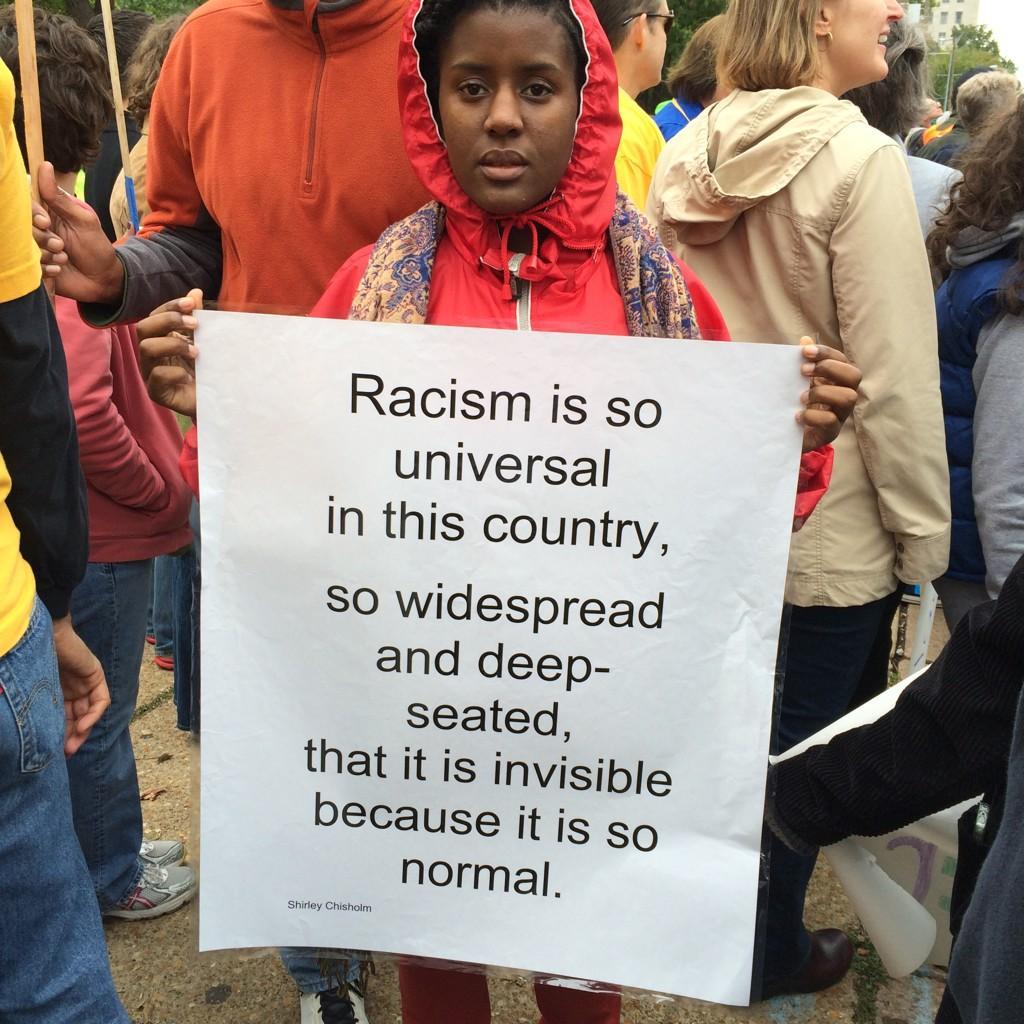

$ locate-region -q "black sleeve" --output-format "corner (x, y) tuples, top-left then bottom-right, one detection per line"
(79, 215), (223, 327)
(0, 284), (88, 618)
(768, 554), (1024, 849)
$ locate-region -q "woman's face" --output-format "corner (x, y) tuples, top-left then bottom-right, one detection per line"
(818, 0), (904, 96)
(436, 7), (580, 216)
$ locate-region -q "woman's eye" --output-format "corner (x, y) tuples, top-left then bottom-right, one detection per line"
(459, 81), (488, 98)
(523, 82), (553, 99)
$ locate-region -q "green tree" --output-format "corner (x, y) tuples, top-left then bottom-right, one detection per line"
(639, 0), (727, 111)
(950, 23), (1006, 56)
(34, 0), (197, 27)
(120, 0), (198, 18)
(664, 0), (727, 70)
(927, 23), (1016, 107)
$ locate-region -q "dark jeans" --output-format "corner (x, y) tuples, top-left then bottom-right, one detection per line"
(845, 587), (904, 712)
(67, 559), (153, 908)
(171, 545), (198, 732)
(147, 555), (175, 656)
(763, 592), (899, 989)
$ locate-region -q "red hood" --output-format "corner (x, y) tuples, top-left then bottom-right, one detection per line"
(398, 0), (622, 292)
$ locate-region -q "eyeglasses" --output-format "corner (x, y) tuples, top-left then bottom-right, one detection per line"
(621, 10), (675, 31)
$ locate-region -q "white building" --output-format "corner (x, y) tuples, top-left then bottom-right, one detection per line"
(905, 0), (982, 47)
(904, 0), (1023, 80)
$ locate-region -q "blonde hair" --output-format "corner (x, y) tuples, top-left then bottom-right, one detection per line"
(718, 0), (822, 92)
(956, 70), (1020, 135)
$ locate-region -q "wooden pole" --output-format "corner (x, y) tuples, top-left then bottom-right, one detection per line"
(13, 0), (44, 202)
(98, 0), (141, 232)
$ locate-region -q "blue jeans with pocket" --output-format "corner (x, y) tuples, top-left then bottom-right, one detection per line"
(66, 559), (153, 908)
(0, 600), (129, 1022)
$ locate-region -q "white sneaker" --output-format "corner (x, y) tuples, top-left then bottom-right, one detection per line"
(299, 985), (368, 1024)
(139, 838), (185, 868)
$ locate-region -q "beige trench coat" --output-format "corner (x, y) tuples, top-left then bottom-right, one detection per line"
(650, 87), (950, 606)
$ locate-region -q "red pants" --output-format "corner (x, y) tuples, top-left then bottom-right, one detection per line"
(398, 962), (621, 1024)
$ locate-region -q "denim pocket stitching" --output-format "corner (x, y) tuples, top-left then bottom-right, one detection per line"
(0, 674), (60, 774)
(0, 609), (61, 774)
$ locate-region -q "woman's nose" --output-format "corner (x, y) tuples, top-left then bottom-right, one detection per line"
(485, 85), (523, 134)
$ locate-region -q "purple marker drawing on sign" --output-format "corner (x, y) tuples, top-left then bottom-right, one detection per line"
(887, 836), (938, 902)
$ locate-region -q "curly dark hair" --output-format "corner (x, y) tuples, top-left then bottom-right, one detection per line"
(124, 13), (186, 125)
(928, 93), (1024, 315)
(87, 8), (153, 91)
(413, 0), (588, 126)
(0, 6), (113, 174)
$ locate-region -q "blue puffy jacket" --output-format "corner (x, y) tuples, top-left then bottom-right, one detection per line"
(935, 245), (1016, 582)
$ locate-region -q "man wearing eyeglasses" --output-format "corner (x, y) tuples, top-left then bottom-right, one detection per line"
(591, 0), (674, 207)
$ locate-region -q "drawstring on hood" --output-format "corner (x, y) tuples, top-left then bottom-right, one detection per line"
(490, 195), (573, 298)
(484, 194), (587, 300)
(399, 0), (621, 298)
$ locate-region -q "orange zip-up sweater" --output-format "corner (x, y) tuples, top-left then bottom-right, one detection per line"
(107, 0), (428, 319)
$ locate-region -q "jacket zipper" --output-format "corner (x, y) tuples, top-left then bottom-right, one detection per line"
(507, 253), (532, 331)
(304, 16), (327, 192)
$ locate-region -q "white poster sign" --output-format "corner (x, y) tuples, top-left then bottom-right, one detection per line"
(196, 312), (804, 1005)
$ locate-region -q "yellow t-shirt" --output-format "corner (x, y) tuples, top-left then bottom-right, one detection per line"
(1, 59), (41, 303)
(614, 87), (665, 210)
(0, 454), (35, 657)
(0, 58), (41, 655)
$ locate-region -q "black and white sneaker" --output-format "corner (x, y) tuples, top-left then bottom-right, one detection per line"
(299, 985), (368, 1024)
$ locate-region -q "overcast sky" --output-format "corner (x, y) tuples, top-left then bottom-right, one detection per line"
(978, 0), (1024, 73)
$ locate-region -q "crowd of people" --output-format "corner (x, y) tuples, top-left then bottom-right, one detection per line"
(0, 0), (1020, 1022)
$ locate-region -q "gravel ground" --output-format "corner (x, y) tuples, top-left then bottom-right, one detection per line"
(109, 605), (950, 1024)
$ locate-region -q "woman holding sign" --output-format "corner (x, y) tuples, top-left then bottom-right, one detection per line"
(142, 1), (859, 500)
(648, 0), (951, 1001)
(137, 0), (862, 1017)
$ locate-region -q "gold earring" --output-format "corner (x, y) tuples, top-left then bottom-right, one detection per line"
(824, 30), (833, 45)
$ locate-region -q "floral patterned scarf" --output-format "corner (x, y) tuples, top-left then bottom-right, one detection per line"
(348, 193), (700, 340)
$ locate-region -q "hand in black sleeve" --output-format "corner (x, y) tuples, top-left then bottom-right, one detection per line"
(768, 554), (1024, 850)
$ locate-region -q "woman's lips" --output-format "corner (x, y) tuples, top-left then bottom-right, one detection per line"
(479, 151), (528, 182)
(480, 164), (528, 182)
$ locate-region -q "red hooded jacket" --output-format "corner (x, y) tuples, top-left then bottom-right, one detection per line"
(310, 0), (829, 518)
(313, 0), (727, 336)
(182, 0), (830, 515)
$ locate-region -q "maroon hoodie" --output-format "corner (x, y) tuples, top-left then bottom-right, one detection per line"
(58, 297), (192, 562)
